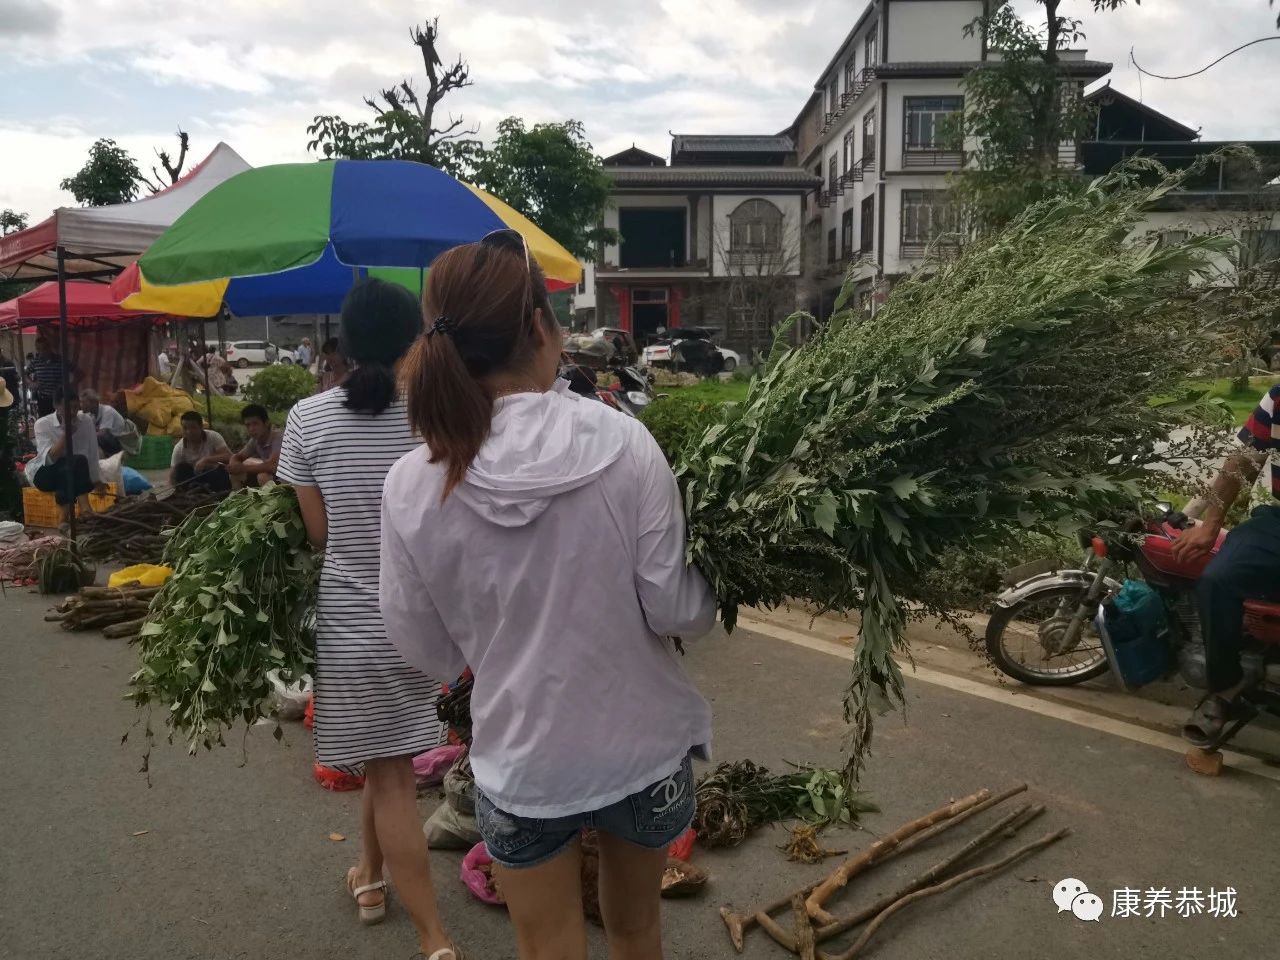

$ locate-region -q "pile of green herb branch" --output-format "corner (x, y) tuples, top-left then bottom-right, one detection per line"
(693, 760), (877, 848)
(127, 485), (318, 760)
(678, 159), (1240, 781)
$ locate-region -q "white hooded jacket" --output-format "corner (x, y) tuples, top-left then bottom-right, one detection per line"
(380, 381), (716, 818)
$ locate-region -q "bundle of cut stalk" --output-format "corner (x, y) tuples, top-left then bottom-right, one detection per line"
(678, 159), (1242, 779)
(46, 583), (160, 639)
(78, 487), (225, 565)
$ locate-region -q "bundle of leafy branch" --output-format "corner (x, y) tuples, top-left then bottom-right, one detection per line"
(693, 760), (877, 848)
(678, 159), (1239, 780)
(127, 486), (318, 758)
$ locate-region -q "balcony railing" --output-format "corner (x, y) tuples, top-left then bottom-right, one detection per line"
(900, 239), (962, 260)
(902, 146), (966, 168)
(821, 68), (877, 135)
(838, 154), (876, 188)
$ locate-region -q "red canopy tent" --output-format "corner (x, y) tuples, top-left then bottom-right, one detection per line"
(0, 280), (158, 328)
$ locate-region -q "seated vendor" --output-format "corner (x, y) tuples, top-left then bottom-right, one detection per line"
(170, 411), (232, 491)
(79, 388), (137, 457)
(29, 388), (102, 522)
(226, 404), (281, 487)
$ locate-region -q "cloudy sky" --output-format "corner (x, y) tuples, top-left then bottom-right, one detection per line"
(1, 0), (1277, 220)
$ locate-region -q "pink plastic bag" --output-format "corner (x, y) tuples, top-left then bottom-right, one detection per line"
(413, 744), (466, 788)
(461, 841), (504, 905)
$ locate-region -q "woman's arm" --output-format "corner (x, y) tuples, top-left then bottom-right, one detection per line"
(293, 483), (327, 550)
(631, 430), (717, 639)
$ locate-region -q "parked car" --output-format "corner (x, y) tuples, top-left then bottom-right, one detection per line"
(591, 327), (639, 365)
(641, 327), (742, 373)
(225, 341), (297, 368)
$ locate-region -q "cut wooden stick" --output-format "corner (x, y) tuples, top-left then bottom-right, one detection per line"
(102, 617), (146, 639)
(888, 783), (1027, 859)
(805, 788), (991, 923)
(816, 803), (1044, 943)
(720, 879), (825, 953)
(793, 895), (816, 960)
(827, 828), (1070, 960)
(756, 910), (799, 954)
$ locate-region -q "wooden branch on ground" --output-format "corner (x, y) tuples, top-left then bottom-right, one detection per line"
(816, 804), (1044, 942)
(805, 789), (991, 923)
(824, 829), (1070, 960)
(793, 895), (816, 960)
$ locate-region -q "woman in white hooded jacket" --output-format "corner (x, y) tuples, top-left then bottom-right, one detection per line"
(381, 229), (716, 960)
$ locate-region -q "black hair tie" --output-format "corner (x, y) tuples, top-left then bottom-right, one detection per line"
(429, 315), (456, 338)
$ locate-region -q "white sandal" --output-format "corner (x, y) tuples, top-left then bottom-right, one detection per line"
(413, 950), (460, 960)
(346, 867), (388, 925)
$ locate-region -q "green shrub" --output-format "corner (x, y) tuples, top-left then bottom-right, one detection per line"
(241, 364), (316, 414)
(639, 393), (729, 463)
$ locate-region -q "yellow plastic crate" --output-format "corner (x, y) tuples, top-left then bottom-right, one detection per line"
(22, 482), (118, 528)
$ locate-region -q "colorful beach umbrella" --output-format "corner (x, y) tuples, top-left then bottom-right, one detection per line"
(112, 160), (583, 317)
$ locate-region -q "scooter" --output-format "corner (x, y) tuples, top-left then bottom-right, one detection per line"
(985, 506), (1280, 751)
(604, 360), (657, 418)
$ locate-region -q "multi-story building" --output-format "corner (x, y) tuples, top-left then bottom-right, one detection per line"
(803, 0), (1110, 317)
(595, 138), (819, 356)
(1082, 84), (1280, 285)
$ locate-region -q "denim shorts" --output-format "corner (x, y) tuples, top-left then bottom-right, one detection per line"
(475, 755), (695, 870)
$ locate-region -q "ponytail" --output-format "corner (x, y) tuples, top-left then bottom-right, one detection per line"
(404, 334), (493, 498)
(336, 277), (423, 416)
(342, 362), (396, 416)
(404, 236), (555, 500)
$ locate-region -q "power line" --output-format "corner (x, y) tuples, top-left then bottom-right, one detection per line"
(1129, 36), (1280, 81)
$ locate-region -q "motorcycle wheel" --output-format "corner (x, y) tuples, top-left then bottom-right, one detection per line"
(985, 584), (1111, 686)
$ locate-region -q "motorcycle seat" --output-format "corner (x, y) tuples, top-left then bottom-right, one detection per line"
(1243, 600), (1280, 646)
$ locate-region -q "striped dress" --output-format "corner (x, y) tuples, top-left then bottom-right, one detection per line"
(277, 389), (444, 771)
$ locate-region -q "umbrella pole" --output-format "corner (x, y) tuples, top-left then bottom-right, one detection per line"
(201, 317), (212, 426)
(55, 246), (77, 542)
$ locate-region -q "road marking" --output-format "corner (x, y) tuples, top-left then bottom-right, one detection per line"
(736, 613), (1280, 784)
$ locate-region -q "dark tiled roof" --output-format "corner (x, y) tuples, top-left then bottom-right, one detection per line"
(671, 134), (795, 154)
(607, 166), (821, 189)
(876, 59), (1111, 78)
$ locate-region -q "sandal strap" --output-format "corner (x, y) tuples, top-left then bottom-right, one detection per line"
(351, 879), (388, 898)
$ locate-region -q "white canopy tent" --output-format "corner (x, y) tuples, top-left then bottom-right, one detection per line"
(0, 142), (252, 280)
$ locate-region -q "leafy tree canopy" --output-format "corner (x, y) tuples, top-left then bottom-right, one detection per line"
(60, 138), (142, 207)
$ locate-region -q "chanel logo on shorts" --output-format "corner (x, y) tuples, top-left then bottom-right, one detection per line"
(650, 772), (686, 814)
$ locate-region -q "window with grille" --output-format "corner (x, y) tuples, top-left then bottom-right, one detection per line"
(845, 56), (857, 92)
(828, 156), (838, 193)
(859, 196), (874, 254)
(841, 209), (854, 258)
(865, 25), (878, 68)
(903, 97), (963, 150)
(829, 78), (840, 116)
(827, 228), (837, 264)
(729, 199), (783, 252)
(862, 109), (876, 165)
(843, 131), (855, 173)
(901, 190), (957, 250)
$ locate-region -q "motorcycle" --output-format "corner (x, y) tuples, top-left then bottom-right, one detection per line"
(986, 506), (1280, 750)
(603, 360), (657, 418)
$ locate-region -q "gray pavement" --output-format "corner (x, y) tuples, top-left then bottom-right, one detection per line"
(2, 578), (1278, 960)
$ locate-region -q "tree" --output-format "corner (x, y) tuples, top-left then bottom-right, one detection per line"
(306, 17), (480, 177)
(470, 119), (616, 260)
(947, 1), (1136, 231)
(694, 200), (801, 361)
(138, 128), (190, 194)
(59, 138), (142, 207)
(0, 209), (27, 236)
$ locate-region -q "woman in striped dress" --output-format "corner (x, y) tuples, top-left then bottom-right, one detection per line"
(277, 278), (456, 960)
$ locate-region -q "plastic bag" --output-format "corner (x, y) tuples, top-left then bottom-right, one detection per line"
(98, 451), (124, 491)
(461, 841), (504, 905)
(121, 467), (152, 495)
(667, 827), (695, 861)
(414, 744), (466, 788)
(267, 669), (312, 721)
(424, 803), (482, 850)
(108, 563), (173, 588)
(313, 762), (364, 791)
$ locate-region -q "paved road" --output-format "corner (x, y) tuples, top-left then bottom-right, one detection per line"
(2, 580), (1277, 960)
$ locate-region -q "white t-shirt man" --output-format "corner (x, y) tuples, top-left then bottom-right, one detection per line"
(171, 428), (231, 468)
(28, 411), (102, 481)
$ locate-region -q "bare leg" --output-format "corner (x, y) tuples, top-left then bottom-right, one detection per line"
(495, 839), (587, 960)
(75, 493), (92, 515)
(348, 784), (385, 910)
(363, 756), (453, 956)
(596, 832), (668, 960)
